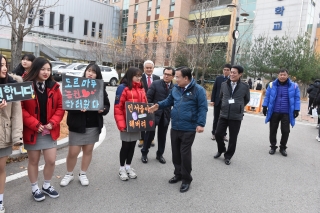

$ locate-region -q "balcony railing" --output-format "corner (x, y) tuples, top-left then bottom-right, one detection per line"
(190, 0), (233, 12)
(188, 25), (230, 36)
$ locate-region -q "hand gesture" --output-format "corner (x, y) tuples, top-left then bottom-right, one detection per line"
(0, 99), (7, 109)
(196, 126), (204, 133)
(210, 102), (214, 106)
(38, 125), (44, 133)
(45, 123), (53, 130)
(148, 104), (159, 113)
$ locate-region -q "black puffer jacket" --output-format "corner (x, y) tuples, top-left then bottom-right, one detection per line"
(147, 79), (173, 126)
(220, 79), (250, 120)
(307, 80), (320, 99)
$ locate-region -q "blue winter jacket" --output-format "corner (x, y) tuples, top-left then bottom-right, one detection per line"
(158, 79), (208, 131)
(262, 78), (300, 127)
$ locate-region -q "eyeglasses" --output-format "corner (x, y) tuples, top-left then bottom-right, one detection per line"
(163, 73), (173, 77)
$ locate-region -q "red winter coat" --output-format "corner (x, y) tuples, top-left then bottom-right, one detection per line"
(21, 81), (65, 145)
(114, 82), (147, 131)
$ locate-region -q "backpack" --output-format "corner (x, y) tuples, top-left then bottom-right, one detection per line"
(256, 82), (262, 90)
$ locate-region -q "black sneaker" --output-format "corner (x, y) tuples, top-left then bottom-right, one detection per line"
(42, 186), (59, 198)
(32, 189), (45, 202)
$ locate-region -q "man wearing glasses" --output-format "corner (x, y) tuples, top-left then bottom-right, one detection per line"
(148, 67), (207, 193)
(141, 67), (175, 164)
(139, 60), (160, 148)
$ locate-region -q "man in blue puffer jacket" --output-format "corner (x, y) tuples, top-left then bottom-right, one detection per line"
(262, 68), (300, 157)
(148, 67), (208, 193)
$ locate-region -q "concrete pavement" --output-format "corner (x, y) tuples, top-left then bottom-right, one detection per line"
(3, 88), (320, 213)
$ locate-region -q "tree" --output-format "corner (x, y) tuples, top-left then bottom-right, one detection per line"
(0, 0), (59, 69)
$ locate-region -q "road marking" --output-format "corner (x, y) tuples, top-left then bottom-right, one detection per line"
(5, 126), (106, 183)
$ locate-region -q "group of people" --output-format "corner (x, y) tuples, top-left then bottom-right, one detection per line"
(0, 54), (303, 211)
(0, 55), (110, 212)
(210, 65), (300, 164)
(307, 79), (320, 141)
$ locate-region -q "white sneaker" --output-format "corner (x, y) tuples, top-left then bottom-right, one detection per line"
(78, 174), (89, 186)
(119, 168), (129, 181)
(126, 168), (137, 179)
(60, 174), (74, 186)
(316, 136), (320, 142)
(0, 205), (5, 213)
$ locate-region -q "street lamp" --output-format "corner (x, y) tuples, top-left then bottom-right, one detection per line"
(227, 3), (249, 65)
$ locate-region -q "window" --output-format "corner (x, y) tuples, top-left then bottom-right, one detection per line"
(92, 22), (96, 37)
(146, 22), (150, 37)
(28, 8), (34, 25)
(133, 24), (137, 34)
(134, 4), (138, 19)
(170, 0), (175, 12)
(156, 0), (161, 14)
(59, 14), (64, 31)
(99, 24), (103, 38)
(49, 12), (55, 29)
(156, 8), (160, 14)
(84, 20), (88, 35)
(68, 16), (74, 33)
(154, 21), (159, 33)
(156, 0), (161, 7)
(39, 9), (44, 26)
(165, 43), (171, 58)
(148, 1), (152, 8)
(168, 19), (173, 35)
(147, 10), (151, 16)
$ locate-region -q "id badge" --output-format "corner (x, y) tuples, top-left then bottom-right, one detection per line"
(228, 99), (235, 104)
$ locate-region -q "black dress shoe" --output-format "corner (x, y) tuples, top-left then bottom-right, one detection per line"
(180, 183), (190, 193)
(156, 156), (166, 164)
(279, 149), (287, 157)
(225, 159), (231, 165)
(269, 149), (276, 155)
(141, 155), (148, 163)
(168, 176), (181, 184)
(214, 152), (223, 159)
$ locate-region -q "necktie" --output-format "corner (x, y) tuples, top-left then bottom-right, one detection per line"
(181, 87), (185, 93)
(38, 82), (44, 93)
(232, 82), (236, 93)
(166, 83), (169, 90)
(147, 76), (151, 88)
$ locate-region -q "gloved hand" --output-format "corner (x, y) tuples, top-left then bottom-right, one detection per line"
(294, 110), (299, 118)
(263, 107), (267, 116)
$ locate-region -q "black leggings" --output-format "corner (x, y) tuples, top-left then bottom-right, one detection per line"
(120, 141), (137, 166)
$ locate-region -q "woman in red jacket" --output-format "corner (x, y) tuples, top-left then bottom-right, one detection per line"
(22, 57), (64, 202)
(114, 67), (147, 181)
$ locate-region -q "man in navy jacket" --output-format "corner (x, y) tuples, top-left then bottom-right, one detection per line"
(149, 67), (208, 193)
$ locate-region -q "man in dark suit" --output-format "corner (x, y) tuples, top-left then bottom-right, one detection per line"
(138, 60), (160, 148)
(214, 65), (250, 165)
(210, 64), (232, 141)
(141, 67), (175, 164)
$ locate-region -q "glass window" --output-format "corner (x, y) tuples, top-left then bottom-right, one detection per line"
(168, 19), (174, 28)
(135, 4), (139, 11)
(156, 8), (160, 14)
(148, 0), (152, 8)
(84, 20), (88, 35)
(92, 22), (96, 37)
(59, 14), (64, 31)
(99, 24), (103, 38)
(156, 0), (161, 7)
(39, 9), (44, 26)
(170, 5), (174, 12)
(28, 8), (34, 25)
(49, 12), (54, 29)
(68, 16), (74, 33)
(147, 9), (151, 16)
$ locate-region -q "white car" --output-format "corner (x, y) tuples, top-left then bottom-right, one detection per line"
(57, 63), (88, 77)
(152, 67), (165, 79)
(66, 65), (119, 86)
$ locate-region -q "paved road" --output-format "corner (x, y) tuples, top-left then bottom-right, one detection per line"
(4, 87), (320, 213)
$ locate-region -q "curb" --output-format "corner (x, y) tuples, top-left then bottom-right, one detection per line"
(9, 136), (70, 159)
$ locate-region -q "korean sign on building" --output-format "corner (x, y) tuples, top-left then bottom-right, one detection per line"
(0, 82), (35, 102)
(273, 4), (285, 30)
(125, 102), (155, 132)
(62, 75), (104, 111)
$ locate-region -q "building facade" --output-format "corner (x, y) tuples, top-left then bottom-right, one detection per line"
(0, 0), (120, 65)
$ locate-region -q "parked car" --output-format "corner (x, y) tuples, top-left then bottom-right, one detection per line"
(66, 65), (119, 86)
(52, 64), (69, 81)
(55, 63), (88, 81)
(50, 61), (67, 67)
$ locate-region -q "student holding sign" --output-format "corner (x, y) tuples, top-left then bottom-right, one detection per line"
(22, 57), (65, 202)
(0, 55), (23, 213)
(114, 67), (147, 181)
(60, 64), (110, 187)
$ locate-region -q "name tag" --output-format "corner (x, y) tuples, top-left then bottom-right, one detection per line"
(228, 99), (235, 104)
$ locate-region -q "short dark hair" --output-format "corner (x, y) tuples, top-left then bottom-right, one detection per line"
(232, 65), (244, 74)
(163, 67), (175, 76)
(175, 66), (192, 80)
(279, 68), (288, 74)
(224, 64), (232, 69)
(82, 63), (102, 80)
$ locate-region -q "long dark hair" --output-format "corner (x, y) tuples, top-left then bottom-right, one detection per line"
(120, 67), (142, 90)
(0, 54), (8, 84)
(12, 53), (35, 76)
(23, 57), (53, 83)
(82, 63), (102, 80)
